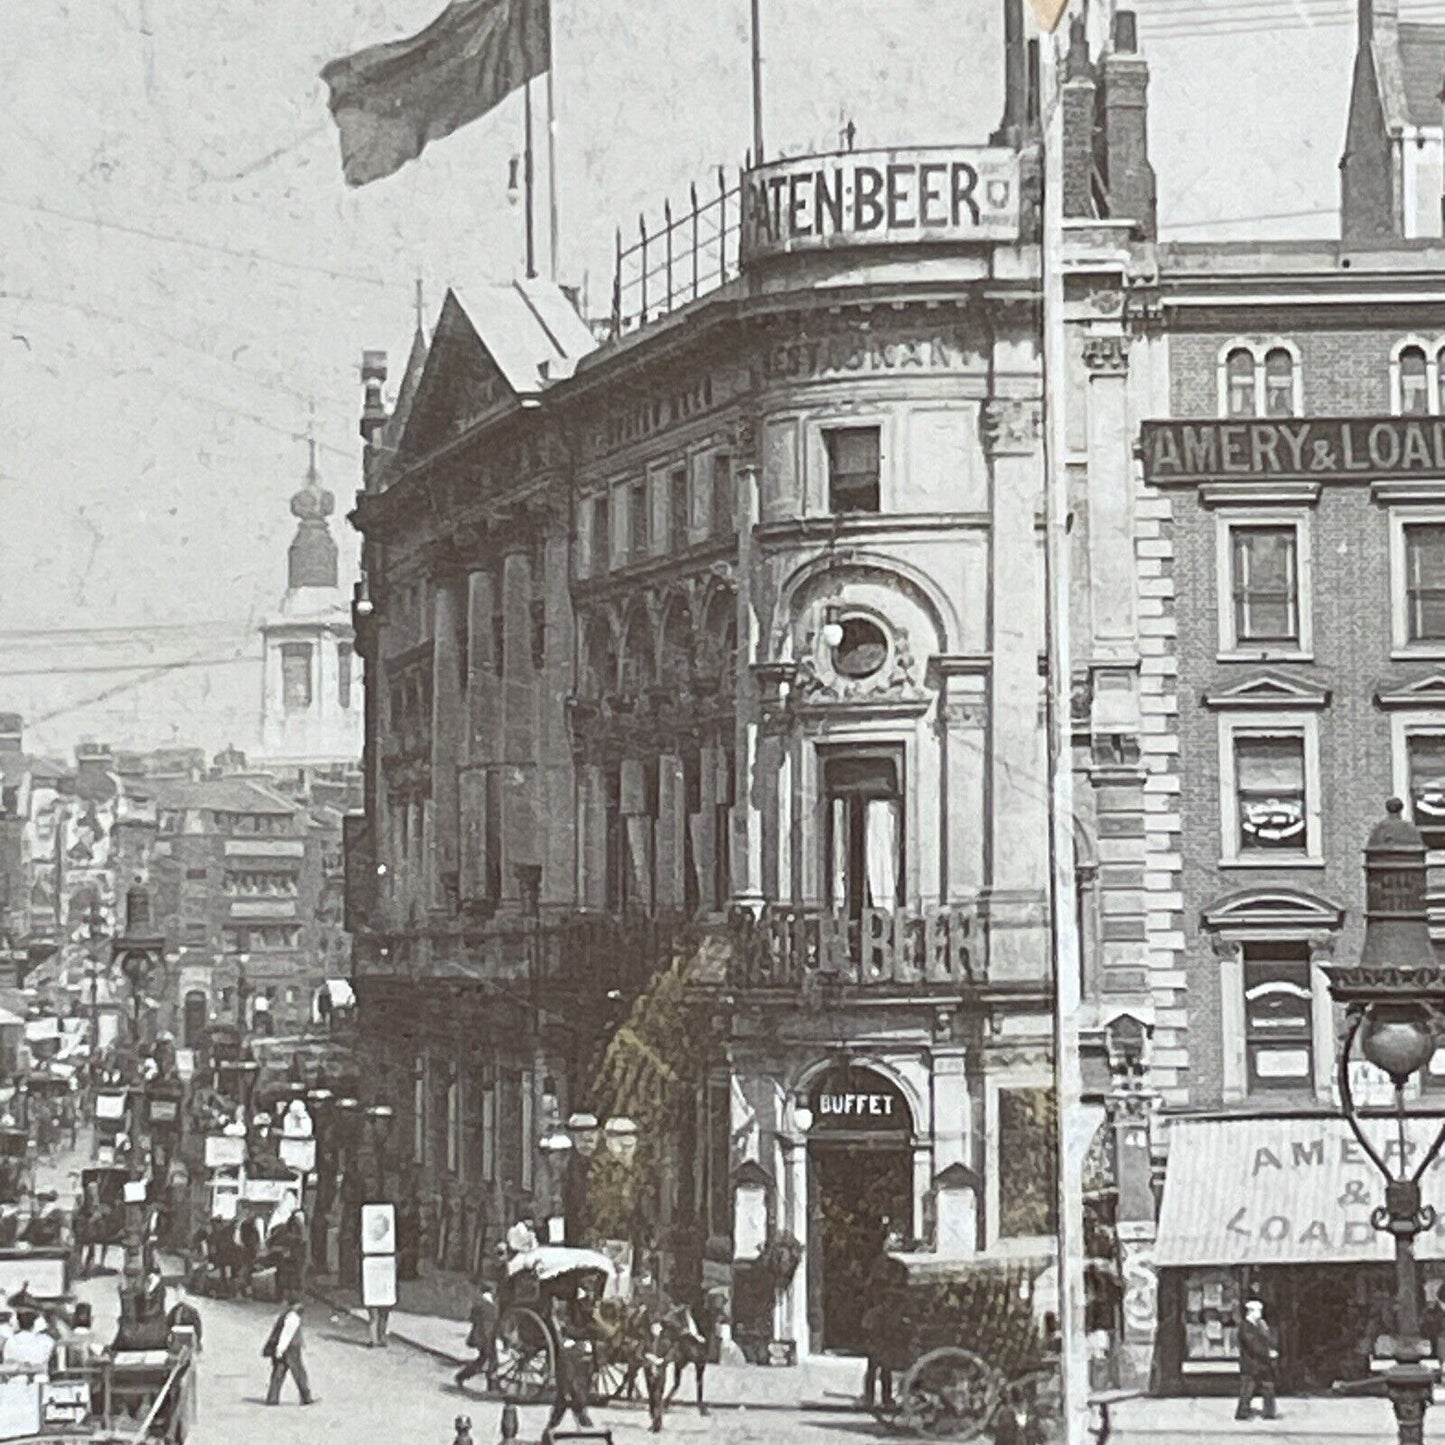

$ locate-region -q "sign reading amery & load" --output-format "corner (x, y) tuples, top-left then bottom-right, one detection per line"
(1141, 416), (1445, 484)
(1155, 1117), (1445, 1266)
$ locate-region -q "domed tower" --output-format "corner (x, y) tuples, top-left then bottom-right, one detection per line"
(258, 440), (362, 770)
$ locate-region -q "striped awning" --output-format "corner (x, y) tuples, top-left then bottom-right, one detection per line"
(1155, 1115), (1445, 1267)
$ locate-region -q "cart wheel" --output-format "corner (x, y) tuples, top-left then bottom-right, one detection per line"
(493, 1306), (553, 1404)
(593, 1351), (630, 1402)
(897, 1347), (1000, 1441)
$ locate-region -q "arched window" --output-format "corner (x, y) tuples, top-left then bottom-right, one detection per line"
(659, 598), (694, 691)
(1225, 348), (1256, 417)
(1400, 345), (1431, 415)
(619, 609), (655, 698)
(581, 617), (616, 701)
(1263, 348), (1295, 417)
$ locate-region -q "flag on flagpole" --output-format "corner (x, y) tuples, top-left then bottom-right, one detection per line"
(1028, 0), (1071, 34)
(321, 0), (550, 188)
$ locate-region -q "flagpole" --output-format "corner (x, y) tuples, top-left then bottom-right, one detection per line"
(750, 0), (764, 163)
(1039, 10), (1089, 1445)
(522, 0), (538, 279)
(546, 62), (559, 282)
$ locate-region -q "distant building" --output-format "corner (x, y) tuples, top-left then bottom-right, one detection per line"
(257, 442), (363, 781)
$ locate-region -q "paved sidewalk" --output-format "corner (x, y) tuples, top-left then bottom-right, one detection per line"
(306, 1273), (869, 1412)
(1109, 1393), (1445, 1440)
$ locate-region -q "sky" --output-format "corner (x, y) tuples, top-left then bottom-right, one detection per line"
(0, 0), (1435, 759)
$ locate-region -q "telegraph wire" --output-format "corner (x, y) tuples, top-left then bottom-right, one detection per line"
(0, 655), (259, 679)
(25, 646), (258, 728)
(0, 195), (402, 292)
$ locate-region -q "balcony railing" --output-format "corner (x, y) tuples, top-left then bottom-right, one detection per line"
(727, 903), (983, 992)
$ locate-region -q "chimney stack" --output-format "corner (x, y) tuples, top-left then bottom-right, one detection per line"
(0, 716), (21, 755)
(1099, 10), (1158, 238)
(1061, 13), (1098, 221)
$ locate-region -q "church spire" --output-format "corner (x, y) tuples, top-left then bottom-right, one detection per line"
(287, 421), (338, 592)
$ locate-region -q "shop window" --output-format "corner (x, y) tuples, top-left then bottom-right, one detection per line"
(669, 466), (689, 552)
(825, 426), (881, 513)
(1223, 522), (1304, 652)
(713, 749), (734, 910)
(1243, 941), (1314, 1091)
(996, 1086), (1058, 1237)
(1401, 520), (1445, 647)
(338, 643), (353, 709)
(1405, 731), (1445, 850)
(1225, 730), (1312, 860)
(281, 644), (313, 711)
(1182, 1269), (1244, 1370)
(591, 494), (611, 575)
(682, 749), (702, 917)
(604, 767), (625, 913)
(491, 597), (505, 677)
(711, 453), (733, 538)
(823, 749), (904, 918)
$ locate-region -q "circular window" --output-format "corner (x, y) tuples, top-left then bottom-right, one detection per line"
(831, 616), (889, 679)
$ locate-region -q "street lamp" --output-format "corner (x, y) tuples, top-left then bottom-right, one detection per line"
(538, 1127), (575, 1244)
(1325, 799), (1445, 1445)
(364, 1103), (394, 1198)
(567, 1112), (602, 1160)
(603, 1115), (639, 1164)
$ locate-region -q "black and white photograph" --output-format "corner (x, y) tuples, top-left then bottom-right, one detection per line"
(13, 0), (1445, 1441)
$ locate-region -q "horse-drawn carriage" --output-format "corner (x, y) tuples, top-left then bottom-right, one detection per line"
(490, 1246), (617, 1403)
(863, 1253), (1062, 1441)
(74, 1165), (128, 1275)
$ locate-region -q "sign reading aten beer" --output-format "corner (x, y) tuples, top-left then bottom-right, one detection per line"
(1142, 416), (1445, 484)
(741, 147), (1020, 262)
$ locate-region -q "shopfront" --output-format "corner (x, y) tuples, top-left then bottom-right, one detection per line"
(804, 1063), (915, 1353)
(1153, 1115), (1445, 1394)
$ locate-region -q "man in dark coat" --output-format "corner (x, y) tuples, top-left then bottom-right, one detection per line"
(542, 1294), (595, 1441)
(1236, 1298), (1279, 1422)
(454, 1283), (498, 1391)
(262, 1297), (315, 1406)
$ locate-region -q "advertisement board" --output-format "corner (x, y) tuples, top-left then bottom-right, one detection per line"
(740, 147), (1020, 263)
(362, 1202), (396, 1256)
(361, 1253), (397, 1309)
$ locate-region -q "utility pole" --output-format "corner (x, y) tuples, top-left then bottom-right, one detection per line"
(1039, 14), (1090, 1444)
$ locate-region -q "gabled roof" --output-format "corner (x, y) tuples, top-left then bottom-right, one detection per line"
(378, 325), (429, 455)
(399, 279), (595, 461)
(149, 777), (298, 816)
(1399, 22), (1445, 129)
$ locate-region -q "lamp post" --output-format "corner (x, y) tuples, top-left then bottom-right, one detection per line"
(538, 1127), (574, 1244)
(364, 1103), (394, 1199)
(1325, 799), (1445, 1445)
(306, 1087), (335, 1273)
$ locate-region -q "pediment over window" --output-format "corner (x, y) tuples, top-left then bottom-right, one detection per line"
(1374, 673), (1445, 711)
(1201, 887), (1345, 938)
(1201, 670), (1331, 711)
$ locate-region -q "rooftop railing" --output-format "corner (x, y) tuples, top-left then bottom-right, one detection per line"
(609, 167), (743, 338)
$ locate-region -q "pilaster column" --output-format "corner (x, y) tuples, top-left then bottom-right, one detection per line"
(1307, 931), (1339, 1105)
(981, 398), (1048, 982)
(1213, 936), (1247, 1105)
(431, 569), (465, 894)
(1082, 332), (1139, 656)
(466, 568), (498, 766)
(656, 753), (685, 911)
(732, 430), (765, 908)
(1111, 1083), (1159, 1393)
(931, 661), (989, 903)
(501, 542), (537, 878)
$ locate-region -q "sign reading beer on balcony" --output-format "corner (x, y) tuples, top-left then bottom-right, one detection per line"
(1142, 416), (1445, 484)
(741, 147), (1020, 262)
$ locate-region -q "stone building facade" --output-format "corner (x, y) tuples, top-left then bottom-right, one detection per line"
(344, 6), (1171, 1354)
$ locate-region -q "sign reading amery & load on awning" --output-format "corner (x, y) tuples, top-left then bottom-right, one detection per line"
(1155, 1116), (1445, 1267)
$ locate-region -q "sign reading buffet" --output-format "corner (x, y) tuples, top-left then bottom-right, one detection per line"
(1142, 416), (1445, 483)
(740, 147), (1021, 261)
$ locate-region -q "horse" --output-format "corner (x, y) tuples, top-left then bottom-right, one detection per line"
(663, 1293), (721, 1416)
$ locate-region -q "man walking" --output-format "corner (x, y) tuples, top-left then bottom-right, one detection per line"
(542, 1295), (594, 1443)
(454, 1283), (498, 1391)
(262, 1297), (316, 1407)
(1235, 1298), (1279, 1422)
